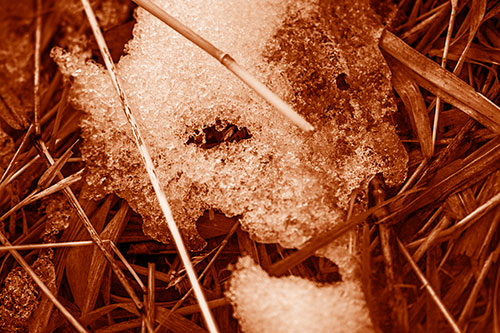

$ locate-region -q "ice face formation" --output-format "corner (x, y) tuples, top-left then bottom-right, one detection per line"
(54, 0), (407, 253)
(54, 0), (407, 329)
(226, 257), (374, 333)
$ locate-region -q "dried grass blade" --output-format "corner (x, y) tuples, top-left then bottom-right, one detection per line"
(380, 30), (500, 132)
(387, 55), (433, 157)
(31, 138), (146, 328)
(0, 240), (95, 252)
(95, 319), (142, 332)
(414, 2), (453, 54)
(51, 86), (70, 145)
(402, 2), (450, 45)
(0, 87), (29, 130)
(0, 231), (87, 332)
(369, 175), (408, 330)
(429, 41), (500, 65)
(0, 124), (34, 184)
(105, 303), (208, 333)
(398, 159), (428, 194)
(66, 196), (113, 310)
(37, 140), (78, 189)
(0, 169), (83, 222)
(432, 191), (500, 241)
(412, 215), (451, 262)
(23, 168), (84, 203)
(147, 263), (156, 329)
(484, 1), (500, 22)
(82, 201), (130, 316)
(458, 239), (500, 327)
(154, 306), (208, 333)
(117, 261), (172, 284)
(108, 241), (146, 291)
(396, 237), (462, 333)
(494, 265), (500, 333)
(476, 205), (500, 260)
(156, 221), (238, 332)
(453, 0), (486, 74)
(426, 119), (476, 176)
(175, 298), (229, 316)
(0, 151), (40, 193)
(80, 303), (123, 325)
(79, 1), (217, 331)
(268, 190), (415, 276)
(390, 136), (500, 223)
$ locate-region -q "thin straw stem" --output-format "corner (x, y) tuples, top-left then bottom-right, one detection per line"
(34, 0), (42, 135)
(147, 263), (156, 329)
(0, 124), (34, 184)
(431, 0), (457, 152)
(108, 240), (146, 292)
(131, 0), (314, 132)
(0, 239), (147, 293)
(396, 237), (462, 333)
(33, 139), (149, 329)
(398, 158), (428, 194)
(155, 221), (239, 332)
(79, 1), (218, 332)
(0, 240), (95, 251)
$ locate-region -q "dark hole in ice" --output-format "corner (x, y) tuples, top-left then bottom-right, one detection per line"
(303, 256), (342, 283)
(187, 123), (252, 149)
(335, 73), (350, 90)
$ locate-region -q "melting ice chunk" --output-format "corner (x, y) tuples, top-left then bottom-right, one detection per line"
(226, 257), (374, 333)
(54, 0), (407, 253)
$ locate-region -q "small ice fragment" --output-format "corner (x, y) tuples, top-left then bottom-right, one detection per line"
(226, 257), (374, 333)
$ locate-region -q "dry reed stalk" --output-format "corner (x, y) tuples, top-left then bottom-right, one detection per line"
(79, 0), (217, 331)
(268, 189), (419, 276)
(131, 0), (314, 132)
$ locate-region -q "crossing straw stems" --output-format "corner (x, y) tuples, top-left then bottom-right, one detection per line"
(79, 0), (219, 332)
